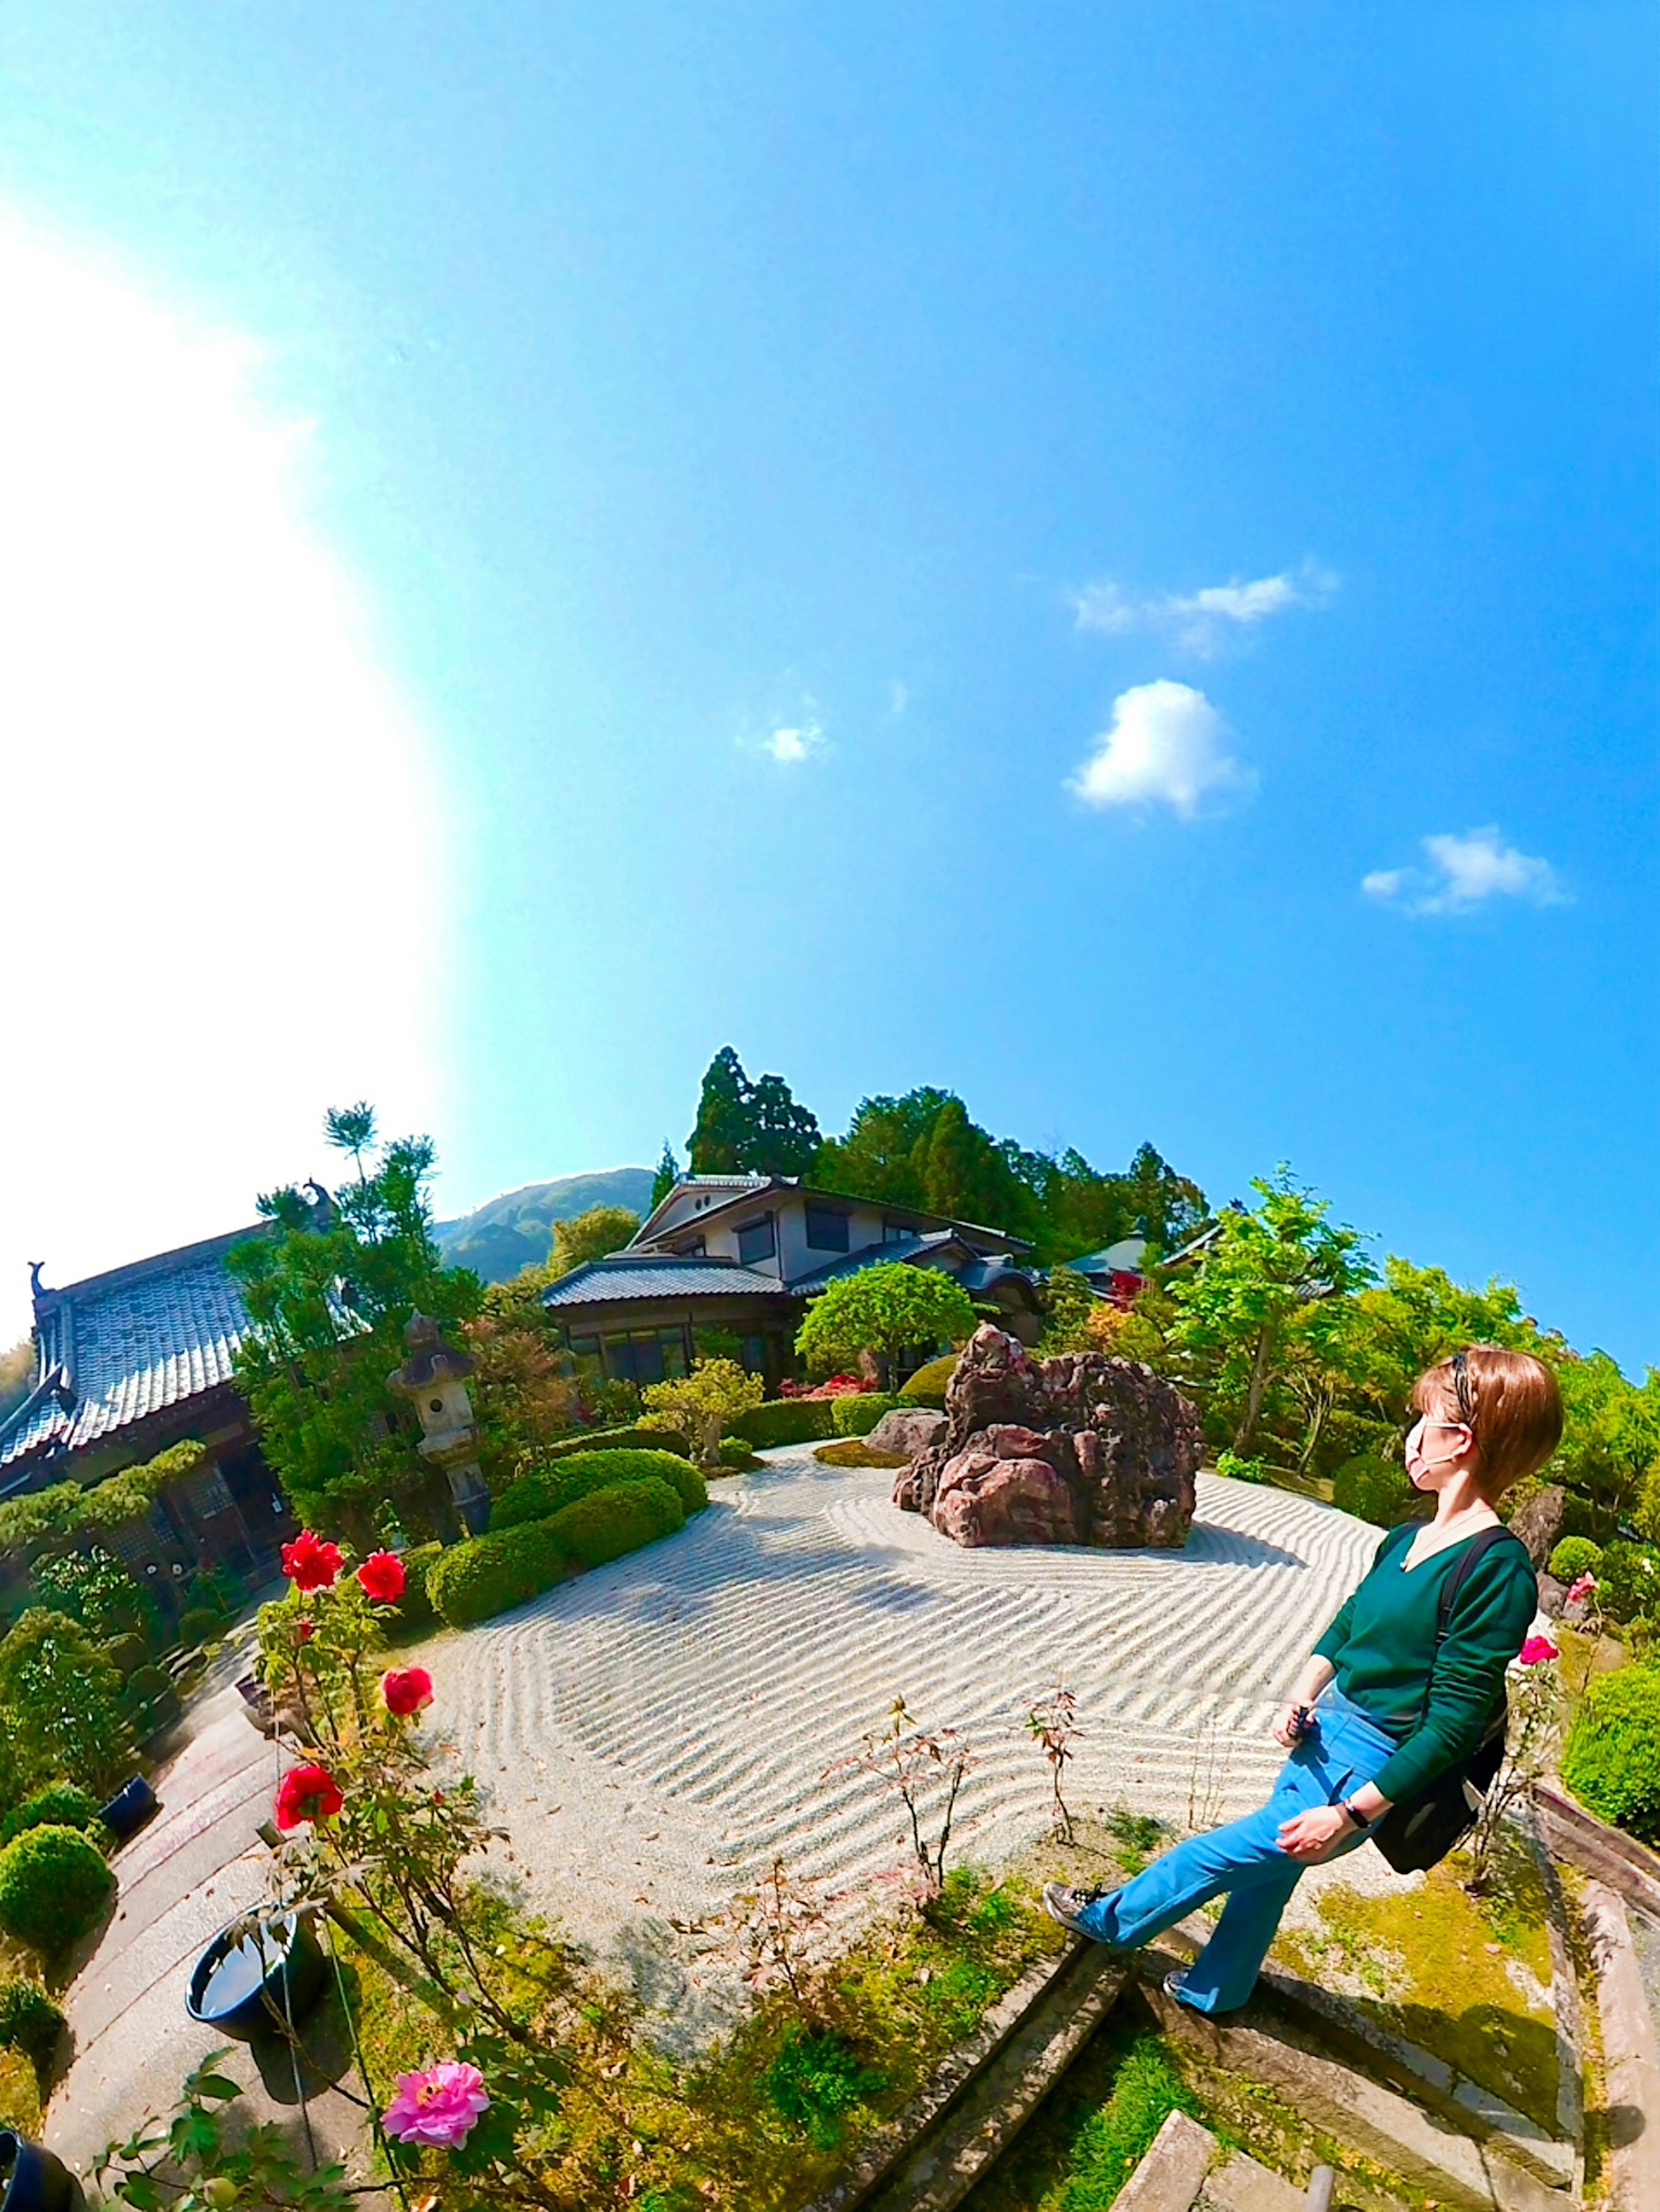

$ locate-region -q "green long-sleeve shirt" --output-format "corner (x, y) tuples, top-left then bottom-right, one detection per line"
(1311, 1520), (1538, 1805)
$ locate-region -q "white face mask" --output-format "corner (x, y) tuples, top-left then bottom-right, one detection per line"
(1406, 1412), (1470, 1471)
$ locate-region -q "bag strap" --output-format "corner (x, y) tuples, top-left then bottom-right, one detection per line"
(1416, 1523), (1534, 1725)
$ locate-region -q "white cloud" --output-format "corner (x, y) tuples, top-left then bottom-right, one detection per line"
(0, 216), (450, 1343)
(1072, 562), (1336, 656)
(886, 680), (909, 717)
(764, 717), (824, 764)
(1068, 680), (1254, 817)
(1363, 828), (1567, 916)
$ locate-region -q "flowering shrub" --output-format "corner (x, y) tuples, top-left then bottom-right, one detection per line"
(1567, 1571), (1599, 1607)
(1518, 1634), (1560, 1667)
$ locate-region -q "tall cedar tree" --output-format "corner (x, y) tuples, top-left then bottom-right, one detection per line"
(687, 1047), (821, 1177)
(650, 1141), (682, 1209)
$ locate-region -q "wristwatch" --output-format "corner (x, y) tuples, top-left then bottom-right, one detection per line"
(1338, 1795), (1370, 1830)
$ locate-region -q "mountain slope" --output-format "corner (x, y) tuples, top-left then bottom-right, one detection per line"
(434, 1167), (654, 1284)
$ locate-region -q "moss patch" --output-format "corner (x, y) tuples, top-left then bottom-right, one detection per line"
(1272, 1833), (1558, 2130)
(0, 2043), (41, 2132)
(811, 1438), (910, 1468)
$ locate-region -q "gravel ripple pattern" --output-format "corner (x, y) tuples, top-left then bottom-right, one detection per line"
(423, 1453), (1382, 2024)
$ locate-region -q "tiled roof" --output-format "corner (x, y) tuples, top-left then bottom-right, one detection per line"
(540, 1255), (796, 1311)
(0, 1227), (261, 1473)
(787, 1230), (959, 1291)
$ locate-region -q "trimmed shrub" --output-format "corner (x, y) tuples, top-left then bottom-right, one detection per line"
(541, 1424), (689, 1463)
(1548, 1536), (1604, 1586)
(1562, 1663), (1660, 1841)
(832, 1393), (898, 1438)
(543, 1479), (683, 1569)
(492, 1448), (705, 1533)
(897, 1355), (957, 1409)
(100, 1633), (148, 1680)
(395, 1542), (444, 1629)
(0, 1783), (102, 1850)
(0, 1978), (65, 2075)
(122, 1663), (169, 1708)
(813, 1438), (910, 1469)
(1593, 1543), (1660, 1626)
(428, 1521), (572, 1630)
(0, 1825), (113, 1950)
(176, 1607), (223, 1647)
(1214, 1450), (1269, 1485)
(717, 1435), (761, 1470)
(732, 1399), (839, 1450)
(1332, 1451), (1421, 1528)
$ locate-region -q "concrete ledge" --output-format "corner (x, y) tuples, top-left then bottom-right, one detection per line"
(1112, 2108), (1214, 2212)
(1581, 1882), (1660, 2212)
(1201, 2148), (1303, 2212)
(1535, 1785), (1660, 1919)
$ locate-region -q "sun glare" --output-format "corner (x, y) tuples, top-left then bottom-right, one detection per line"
(0, 216), (449, 1342)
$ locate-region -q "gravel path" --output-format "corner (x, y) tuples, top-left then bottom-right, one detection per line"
(426, 1453), (1383, 2029)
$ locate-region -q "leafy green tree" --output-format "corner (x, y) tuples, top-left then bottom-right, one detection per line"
(0, 1609), (133, 1794)
(1166, 1169), (1374, 1457)
(0, 1339), (33, 1428)
(650, 1141), (682, 1209)
(229, 1109), (482, 1542)
(640, 1358), (766, 1468)
(796, 1262), (976, 1388)
(32, 1548), (153, 1643)
(1120, 1143), (1209, 1254)
(687, 1047), (821, 1176)
(547, 1204), (640, 1280)
(1548, 1354), (1660, 1538)
(1038, 1266), (1101, 1356)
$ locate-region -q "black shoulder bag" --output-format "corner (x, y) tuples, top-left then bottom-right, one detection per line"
(1368, 1524), (1536, 1875)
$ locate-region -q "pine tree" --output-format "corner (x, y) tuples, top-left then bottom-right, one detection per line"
(651, 1141), (681, 1209)
(747, 1073), (820, 1176)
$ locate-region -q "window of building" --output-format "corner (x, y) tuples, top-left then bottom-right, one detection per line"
(883, 1218), (916, 1243)
(600, 1328), (691, 1386)
(804, 1203), (851, 1253)
(737, 1214), (776, 1265)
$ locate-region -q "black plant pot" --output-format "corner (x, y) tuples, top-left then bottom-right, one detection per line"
(186, 1911), (328, 2040)
(97, 1777), (159, 1843)
(0, 2133), (86, 2212)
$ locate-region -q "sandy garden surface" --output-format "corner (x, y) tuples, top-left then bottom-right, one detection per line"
(421, 1449), (1416, 2037)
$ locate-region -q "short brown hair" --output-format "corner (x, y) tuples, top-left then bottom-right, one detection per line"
(1411, 1345), (1564, 1501)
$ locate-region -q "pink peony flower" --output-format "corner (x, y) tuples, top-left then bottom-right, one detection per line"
(281, 1530), (343, 1592)
(356, 1549), (406, 1603)
(1567, 1572), (1598, 1605)
(381, 1665), (434, 1718)
(380, 2060), (490, 2149)
(1519, 1634), (1560, 1667)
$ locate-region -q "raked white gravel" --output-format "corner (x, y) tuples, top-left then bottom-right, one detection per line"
(421, 1451), (1395, 2034)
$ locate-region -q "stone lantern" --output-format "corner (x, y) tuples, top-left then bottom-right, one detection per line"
(388, 1310), (489, 1536)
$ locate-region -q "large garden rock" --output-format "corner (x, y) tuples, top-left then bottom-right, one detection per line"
(894, 1324), (1200, 1550)
(865, 1406), (947, 1457)
(1508, 1483), (1567, 1570)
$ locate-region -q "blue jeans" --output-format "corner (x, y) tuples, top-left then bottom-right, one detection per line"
(1072, 1688), (1398, 2013)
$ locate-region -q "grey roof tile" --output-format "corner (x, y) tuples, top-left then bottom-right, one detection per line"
(540, 1256), (795, 1310)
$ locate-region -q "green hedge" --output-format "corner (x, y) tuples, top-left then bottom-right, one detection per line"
(492, 1448), (705, 1532)
(717, 1436), (760, 1470)
(0, 1783), (102, 1851)
(0, 1976), (66, 2074)
(541, 1424), (689, 1462)
(1332, 1451), (1419, 1527)
(1562, 1663), (1660, 1841)
(100, 1633), (149, 1680)
(428, 1521), (573, 1629)
(543, 1479), (684, 1569)
(1548, 1536), (1603, 1586)
(832, 1393), (898, 1437)
(0, 1826), (113, 1950)
(732, 1400), (839, 1450)
(176, 1607), (223, 1647)
(395, 1542), (445, 1629)
(897, 1355), (957, 1409)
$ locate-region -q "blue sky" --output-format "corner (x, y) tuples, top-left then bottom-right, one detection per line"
(0, 4), (1654, 1371)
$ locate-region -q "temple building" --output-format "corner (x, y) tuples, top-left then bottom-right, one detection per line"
(541, 1173), (1043, 1388)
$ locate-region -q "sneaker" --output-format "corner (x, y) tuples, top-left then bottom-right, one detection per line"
(1041, 1881), (1116, 1940)
(1164, 1966), (1242, 2016)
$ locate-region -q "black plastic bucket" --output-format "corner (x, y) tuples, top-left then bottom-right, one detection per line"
(0, 2133), (86, 2212)
(185, 1911), (328, 2039)
(97, 1777), (158, 1843)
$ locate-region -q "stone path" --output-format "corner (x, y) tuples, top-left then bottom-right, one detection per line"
(428, 1454), (1382, 2027)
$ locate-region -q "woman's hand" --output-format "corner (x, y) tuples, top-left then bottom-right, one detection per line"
(1271, 1703), (1307, 1748)
(1276, 1805), (1355, 1862)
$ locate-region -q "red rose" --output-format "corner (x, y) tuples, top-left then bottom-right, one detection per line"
(381, 1666), (434, 1718)
(294, 1616), (315, 1645)
(274, 1761), (344, 1830)
(356, 1550), (406, 1604)
(281, 1531), (343, 1592)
